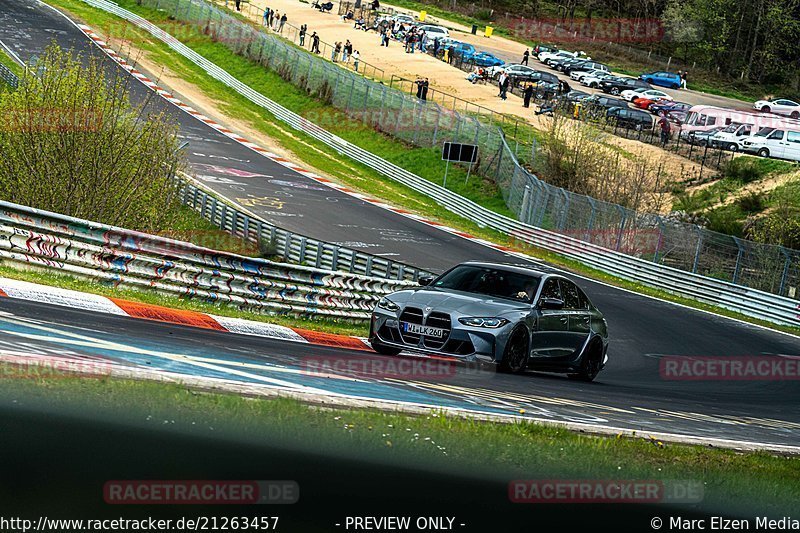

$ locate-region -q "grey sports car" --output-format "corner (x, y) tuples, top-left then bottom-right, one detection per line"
(369, 262), (609, 381)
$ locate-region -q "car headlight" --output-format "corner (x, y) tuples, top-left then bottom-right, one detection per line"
(376, 297), (399, 312)
(458, 317), (509, 328)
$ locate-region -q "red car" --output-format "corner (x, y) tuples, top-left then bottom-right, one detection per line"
(633, 97), (670, 110)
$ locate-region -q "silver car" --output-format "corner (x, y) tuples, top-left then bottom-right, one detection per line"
(369, 262), (609, 381)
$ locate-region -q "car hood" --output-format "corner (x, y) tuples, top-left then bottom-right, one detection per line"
(389, 288), (530, 317)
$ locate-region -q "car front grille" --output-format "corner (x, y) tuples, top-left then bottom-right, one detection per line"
(399, 307), (451, 349)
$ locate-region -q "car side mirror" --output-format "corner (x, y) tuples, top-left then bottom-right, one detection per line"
(418, 275), (435, 287)
(538, 298), (565, 310)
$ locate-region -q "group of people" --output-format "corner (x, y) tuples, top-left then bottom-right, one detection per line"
(261, 7), (287, 33)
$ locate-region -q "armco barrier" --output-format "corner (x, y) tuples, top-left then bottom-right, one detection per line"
(74, 0), (800, 328)
(0, 62), (19, 89)
(0, 200), (415, 320)
(175, 175), (426, 281)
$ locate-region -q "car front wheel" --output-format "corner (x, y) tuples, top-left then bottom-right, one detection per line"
(610, 87), (620, 95)
(761, 105), (771, 113)
(728, 143), (739, 152)
(758, 148), (770, 158)
(498, 327), (529, 374)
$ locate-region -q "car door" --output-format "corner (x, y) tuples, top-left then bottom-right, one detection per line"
(766, 129), (787, 157)
(559, 279), (592, 354)
(532, 277), (571, 358)
(783, 131), (800, 161)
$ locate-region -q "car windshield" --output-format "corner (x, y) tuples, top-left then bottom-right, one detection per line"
(432, 265), (540, 303)
(722, 123), (742, 133)
(755, 127), (775, 137)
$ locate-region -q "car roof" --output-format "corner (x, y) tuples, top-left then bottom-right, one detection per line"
(459, 261), (549, 278)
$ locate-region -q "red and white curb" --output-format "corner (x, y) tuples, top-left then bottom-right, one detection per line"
(74, 24), (531, 263)
(0, 277), (371, 351)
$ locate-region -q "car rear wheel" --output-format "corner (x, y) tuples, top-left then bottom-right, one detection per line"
(568, 342), (603, 382)
(761, 105), (770, 112)
(498, 327), (529, 374)
(757, 148), (770, 158)
(610, 87), (620, 95)
(370, 340), (402, 356)
(671, 83), (679, 89)
(792, 111), (800, 119)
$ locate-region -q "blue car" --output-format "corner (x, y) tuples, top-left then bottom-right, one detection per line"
(639, 71), (682, 90)
(450, 43), (477, 60)
(471, 52), (505, 67)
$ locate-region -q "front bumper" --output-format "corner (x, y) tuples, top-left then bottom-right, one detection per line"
(370, 307), (514, 364)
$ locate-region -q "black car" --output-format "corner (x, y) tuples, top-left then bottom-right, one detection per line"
(605, 107), (654, 131)
(599, 77), (651, 96)
(564, 90), (590, 103)
(584, 94), (629, 110)
(549, 57), (582, 71)
(511, 69), (559, 85)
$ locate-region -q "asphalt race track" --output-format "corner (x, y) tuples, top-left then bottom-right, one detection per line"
(0, 0), (798, 450)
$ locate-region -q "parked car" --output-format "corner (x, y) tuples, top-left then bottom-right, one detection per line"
(599, 77), (650, 96)
(369, 262), (609, 381)
(709, 122), (754, 151)
(680, 105), (797, 138)
(581, 71), (616, 88)
(583, 94), (629, 117)
(741, 126), (800, 161)
(685, 126), (726, 146)
(540, 50), (578, 65)
(620, 88), (672, 102)
(665, 110), (688, 126)
(392, 14), (416, 25)
(753, 98), (800, 118)
(649, 101), (691, 115)
(471, 52), (505, 67)
(606, 107), (654, 131)
(563, 60), (607, 75)
(487, 63), (546, 80)
(563, 90), (591, 103)
(534, 44), (558, 57)
(417, 24), (449, 38)
(425, 36), (460, 51)
(444, 42), (477, 61)
(640, 71), (682, 89)
(548, 56), (581, 71)
(570, 67), (606, 82)
(632, 97), (668, 110)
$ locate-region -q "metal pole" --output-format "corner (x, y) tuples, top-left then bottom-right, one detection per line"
(443, 159), (450, 187)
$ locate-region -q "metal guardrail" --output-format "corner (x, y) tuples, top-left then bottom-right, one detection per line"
(174, 175), (426, 281)
(0, 62), (19, 89)
(0, 199), (415, 320)
(78, 0), (800, 327)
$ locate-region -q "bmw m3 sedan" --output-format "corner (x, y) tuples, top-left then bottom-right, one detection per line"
(369, 262), (609, 381)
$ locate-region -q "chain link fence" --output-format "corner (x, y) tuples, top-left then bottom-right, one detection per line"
(129, 0), (800, 300)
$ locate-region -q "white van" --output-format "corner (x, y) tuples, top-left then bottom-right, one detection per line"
(741, 126), (800, 161)
(710, 123), (754, 152)
(680, 105), (795, 141)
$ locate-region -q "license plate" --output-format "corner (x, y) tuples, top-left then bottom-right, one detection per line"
(403, 322), (446, 338)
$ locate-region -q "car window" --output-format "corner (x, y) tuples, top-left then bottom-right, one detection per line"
(433, 265), (541, 303)
(768, 129), (785, 140)
(707, 117), (717, 126)
(575, 285), (592, 309)
(559, 280), (583, 310)
(787, 131), (800, 143)
(539, 278), (561, 302)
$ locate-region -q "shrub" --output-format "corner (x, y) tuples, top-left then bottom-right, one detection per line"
(736, 191), (764, 214)
(0, 45), (185, 231)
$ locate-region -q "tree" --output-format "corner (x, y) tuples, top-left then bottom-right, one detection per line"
(0, 44), (186, 230)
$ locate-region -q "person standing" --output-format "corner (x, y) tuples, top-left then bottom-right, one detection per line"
(522, 49), (529, 65)
(279, 14), (287, 33)
(658, 112), (671, 145)
(268, 9), (275, 28)
(681, 70), (688, 89)
(498, 71), (507, 97)
(234, 0), (241, 11)
(299, 24), (307, 46)
(311, 32), (320, 53)
(433, 37), (440, 57)
(332, 41), (341, 62)
(523, 83), (533, 108)
(447, 44), (454, 64)
(421, 78), (429, 101)
(352, 50), (360, 72)
(415, 76), (424, 99)
(500, 73), (510, 100)
(262, 7), (270, 26)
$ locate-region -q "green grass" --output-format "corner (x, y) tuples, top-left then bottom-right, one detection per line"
(1, 368), (797, 512)
(0, 47), (24, 78)
(37, 0), (800, 338)
(0, 263), (369, 336)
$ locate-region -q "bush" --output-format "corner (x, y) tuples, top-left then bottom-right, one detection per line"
(736, 191), (764, 214)
(0, 45), (185, 231)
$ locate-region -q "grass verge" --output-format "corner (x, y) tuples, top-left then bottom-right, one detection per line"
(37, 0), (800, 338)
(1, 366), (797, 512)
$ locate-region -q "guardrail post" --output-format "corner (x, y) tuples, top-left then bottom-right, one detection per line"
(615, 206), (627, 251)
(331, 246), (339, 271)
(366, 256), (374, 277)
(243, 214), (251, 241)
(210, 197), (219, 226)
(731, 237), (744, 284)
(299, 237), (307, 264)
(559, 189), (570, 231)
(692, 226), (703, 274)
(221, 204), (229, 233)
(586, 197), (596, 243)
(520, 185), (531, 222)
(653, 217), (665, 263)
(314, 243), (323, 268)
(778, 247), (792, 296)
